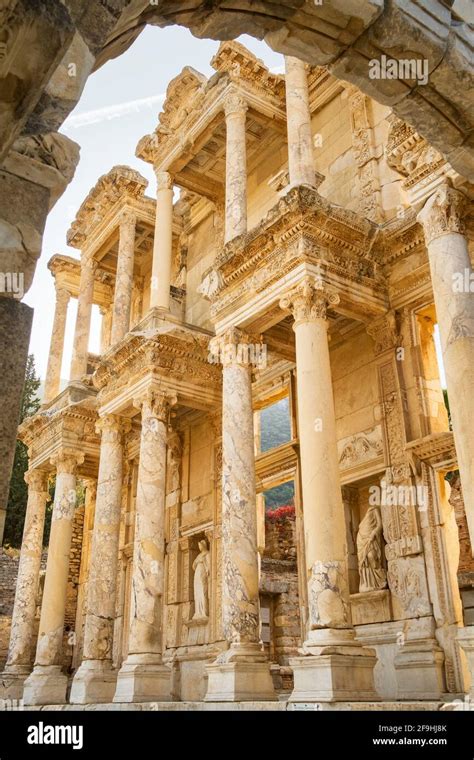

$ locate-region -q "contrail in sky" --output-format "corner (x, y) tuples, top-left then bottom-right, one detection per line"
(62, 93), (166, 131)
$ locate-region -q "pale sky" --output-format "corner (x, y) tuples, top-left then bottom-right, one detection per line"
(25, 26), (283, 382)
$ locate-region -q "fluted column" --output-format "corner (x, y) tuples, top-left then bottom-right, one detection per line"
(70, 415), (128, 704)
(23, 451), (83, 705)
(284, 56), (315, 187)
(205, 328), (275, 702)
(224, 93), (248, 243)
(1, 470), (49, 698)
(150, 171), (173, 311)
(43, 286), (70, 403)
(70, 252), (96, 382)
(280, 277), (376, 701)
(418, 184), (474, 545)
(110, 210), (136, 344)
(114, 391), (175, 702)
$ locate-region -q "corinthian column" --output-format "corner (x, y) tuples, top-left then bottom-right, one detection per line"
(418, 184), (474, 545)
(150, 171), (173, 311)
(114, 391), (175, 702)
(23, 451), (83, 706)
(284, 56), (315, 187)
(279, 277), (376, 701)
(205, 328), (275, 702)
(43, 286), (70, 404)
(70, 415), (128, 704)
(224, 93), (248, 243)
(110, 210), (136, 344)
(70, 252), (97, 382)
(1, 470), (49, 698)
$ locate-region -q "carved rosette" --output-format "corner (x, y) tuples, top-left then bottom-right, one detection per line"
(417, 184), (466, 245)
(280, 276), (339, 327)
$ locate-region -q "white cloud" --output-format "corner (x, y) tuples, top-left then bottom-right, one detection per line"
(62, 93), (166, 131)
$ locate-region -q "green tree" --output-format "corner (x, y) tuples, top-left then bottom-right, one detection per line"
(3, 354), (41, 548)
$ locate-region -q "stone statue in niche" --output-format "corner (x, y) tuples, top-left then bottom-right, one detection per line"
(192, 539), (210, 620)
(356, 504), (387, 593)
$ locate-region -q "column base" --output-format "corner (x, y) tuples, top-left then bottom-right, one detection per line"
(394, 640), (445, 700)
(289, 629), (377, 702)
(457, 625), (474, 698)
(113, 655), (171, 703)
(0, 665), (31, 700)
(22, 665), (68, 706)
(70, 660), (117, 704)
(205, 643), (276, 702)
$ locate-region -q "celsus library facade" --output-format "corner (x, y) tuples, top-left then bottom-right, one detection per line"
(2, 41), (474, 709)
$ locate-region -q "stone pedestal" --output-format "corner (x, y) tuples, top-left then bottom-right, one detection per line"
(394, 640), (445, 700)
(114, 392), (175, 702)
(280, 278), (377, 701)
(43, 285), (70, 403)
(457, 626), (474, 698)
(284, 56), (315, 187)
(70, 415), (127, 704)
(205, 329), (275, 702)
(23, 451), (83, 706)
(150, 171), (173, 310)
(70, 252), (96, 382)
(110, 210), (136, 344)
(1, 470), (49, 698)
(224, 93), (248, 243)
(418, 185), (474, 544)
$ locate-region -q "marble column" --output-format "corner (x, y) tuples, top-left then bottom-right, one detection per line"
(224, 93), (248, 243)
(70, 252), (96, 382)
(1, 470), (49, 698)
(23, 451), (83, 706)
(110, 210), (136, 345)
(114, 391), (175, 702)
(205, 328), (275, 702)
(43, 286), (70, 404)
(418, 184), (474, 545)
(70, 416), (128, 704)
(150, 171), (173, 311)
(99, 305), (112, 354)
(284, 56), (315, 187)
(279, 277), (376, 701)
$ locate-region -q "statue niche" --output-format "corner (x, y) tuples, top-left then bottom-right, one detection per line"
(192, 539), (210, 621)
(356, 504), (387, 593)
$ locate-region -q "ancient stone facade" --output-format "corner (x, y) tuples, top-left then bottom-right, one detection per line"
(2, 40), (474, 709)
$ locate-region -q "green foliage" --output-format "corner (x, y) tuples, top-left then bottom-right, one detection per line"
(3, 355), (41, 548)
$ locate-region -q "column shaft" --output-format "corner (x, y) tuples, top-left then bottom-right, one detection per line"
(43, 287), (69, 403)
(114, 391), (174, 702)
(418, 185), (474, 544)
(70, 253), (96, 382)
(224, 93), (248, 243)
(150, 171), (173, 310)
(23, 451), (82, 705)
(110, 211), (136, 344)
(2, 470), (48, 693)
(285, 56), (315, 187)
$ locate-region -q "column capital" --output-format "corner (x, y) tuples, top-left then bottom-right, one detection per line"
(209, 327), (264, 368)
(81, 251), (99, 272)
(223, 91), (248, 119)
(154, 170), (173, 191)
(54, 284), (70, 305)
(366, 311), (402, 355)
(49, 449), (84, 474)
(417, 183), (466, 245)
(96, 413), (131, 441)
(118, 207), (136, 227)
(133, 389), (177, 422)
(280, 276), (339, 327)
(24, 469), (48, 494)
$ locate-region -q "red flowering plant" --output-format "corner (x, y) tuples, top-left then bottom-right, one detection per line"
(265, 503), (295, 522)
